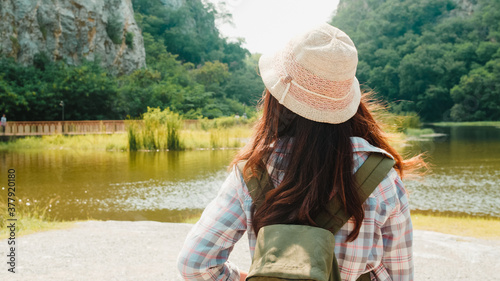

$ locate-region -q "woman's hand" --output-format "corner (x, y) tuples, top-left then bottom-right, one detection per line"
(239, 271), (248, 281)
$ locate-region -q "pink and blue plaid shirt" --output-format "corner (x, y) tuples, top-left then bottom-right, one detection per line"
(178, 137), (413, 281)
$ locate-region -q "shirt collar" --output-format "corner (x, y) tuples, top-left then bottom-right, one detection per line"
(350, 137), (394, 159)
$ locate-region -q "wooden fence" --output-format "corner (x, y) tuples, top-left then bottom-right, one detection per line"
(0, 120), (203, 136)
(1, 120), (127, 136)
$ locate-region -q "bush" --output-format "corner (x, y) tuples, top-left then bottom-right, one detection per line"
(125, 32), (134, 49)
(127, 107), (183, 150)
(106, 13), (123, 44)
(199, 115), (253, 130)
(398, 112), (421, 131)
(127, 120), (139, 151)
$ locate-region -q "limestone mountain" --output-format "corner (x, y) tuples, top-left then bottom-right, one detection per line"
(0, 0), (146, 74)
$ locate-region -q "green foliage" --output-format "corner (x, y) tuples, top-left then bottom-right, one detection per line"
(0, 56), (119, 120)
(56, 62), (118, 120)
(405, 128), (435, 137)
(199, 115), (255, 130)
(127, 107), (183, 150)
(106, 13), (123, 44)
(127, 121), (139, 151)
(0, 0), (262, 121)
(331, 0), (500, 121)
(396, 112), (422, 132)
(450, 57), (500, 121)
(132, 0), (249, 67)
(39, 25), (47, 40)
(9, 36), (20, 57)
(125, 32), (134, 49)
(193, 61), (229, 88)
(224, 54), (265, 105)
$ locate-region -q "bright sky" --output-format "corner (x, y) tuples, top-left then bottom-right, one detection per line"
(208, 0), (340, 54)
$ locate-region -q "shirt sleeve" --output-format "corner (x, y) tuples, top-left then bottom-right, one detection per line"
(371, 170), (414, 281)
(177, 166), (248, 281)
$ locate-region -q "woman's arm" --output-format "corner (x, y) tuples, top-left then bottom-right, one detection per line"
(177, 167), (248, 280)
(372, 172), (414, 281)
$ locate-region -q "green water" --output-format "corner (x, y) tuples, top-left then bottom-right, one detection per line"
(0, 149), (237, 222)
(1, 125), (499, 221)
(403, 125), (500, 217)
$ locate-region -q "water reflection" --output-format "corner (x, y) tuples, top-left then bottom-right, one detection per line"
(0, 149), (236, 222)
(403, 125), (500, 217)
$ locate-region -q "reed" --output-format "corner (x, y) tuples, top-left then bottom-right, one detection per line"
(199, 115), (256, 130)
(0, 196), (75, 239)
(126, 107), (184, 151)
(127, 121), (139, 151)
(180, 126), (252, 149)
(0, 120), (253, 152)
(405, 128), (435, 137)
(0, 134), (128, 151)
(0, 111), (424, 152)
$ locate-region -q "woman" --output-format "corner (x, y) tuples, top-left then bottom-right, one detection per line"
(178, 23), (416, 281)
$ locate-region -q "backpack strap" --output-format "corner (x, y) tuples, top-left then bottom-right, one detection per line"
(315, 153), (396, 232)
(237, 152), (395, 281)
(236, 161), (274, 212)
(318, 153), (395, 281)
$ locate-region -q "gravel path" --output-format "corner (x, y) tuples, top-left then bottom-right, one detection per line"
(0, 220), (499, 280)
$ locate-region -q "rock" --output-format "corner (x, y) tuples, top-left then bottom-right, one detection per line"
(0, 0), (146, 75)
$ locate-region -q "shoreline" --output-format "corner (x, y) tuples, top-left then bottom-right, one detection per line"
(3, 212), (499, 240)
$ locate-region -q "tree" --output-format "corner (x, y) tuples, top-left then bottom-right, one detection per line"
(330, 0), (500, 121)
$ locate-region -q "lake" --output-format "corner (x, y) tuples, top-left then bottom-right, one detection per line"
(403, 125), (500, 217)
(1, 125), (499, 222)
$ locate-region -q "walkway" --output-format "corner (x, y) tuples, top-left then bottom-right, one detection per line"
(1, 120), (126, 136)
(0, 220), (498, 280)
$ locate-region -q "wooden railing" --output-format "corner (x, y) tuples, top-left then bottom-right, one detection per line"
(1, 120), (127, 136)
(0, 120), (204, 136)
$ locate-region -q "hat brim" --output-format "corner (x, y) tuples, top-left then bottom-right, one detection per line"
(258, 51), (361, 124)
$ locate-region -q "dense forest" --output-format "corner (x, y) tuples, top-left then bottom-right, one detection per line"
(0, 0), (263, 121)
(332, 0), (500, 121)
(1, 0), (499, 122)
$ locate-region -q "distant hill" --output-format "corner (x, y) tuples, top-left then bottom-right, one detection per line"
(332, 0), (500, 121)
(0, 0), (264, 121)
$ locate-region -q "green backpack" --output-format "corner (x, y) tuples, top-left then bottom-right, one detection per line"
(237, 153), (395, 281)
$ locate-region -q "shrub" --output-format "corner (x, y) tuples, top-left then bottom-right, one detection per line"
(127, 107), (183, 151)
(106, 13), (123, 44)
(125, 32), (134, 49)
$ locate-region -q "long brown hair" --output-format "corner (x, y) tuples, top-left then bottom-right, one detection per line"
(231, 90), (413, 242)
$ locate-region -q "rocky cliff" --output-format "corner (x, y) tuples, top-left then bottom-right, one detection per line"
(0, 0), (146, 74)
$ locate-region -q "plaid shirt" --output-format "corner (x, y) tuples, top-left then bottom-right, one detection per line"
(177, 137), (413, 281)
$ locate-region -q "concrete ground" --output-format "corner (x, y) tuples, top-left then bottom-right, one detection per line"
(0, 220), (499, 280)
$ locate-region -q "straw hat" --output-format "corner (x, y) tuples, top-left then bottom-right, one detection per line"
(258, 23), (361, 124)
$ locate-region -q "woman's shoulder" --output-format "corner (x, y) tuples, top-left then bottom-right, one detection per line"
(351, 136), (394, 159)
(351, 137), (407, 209)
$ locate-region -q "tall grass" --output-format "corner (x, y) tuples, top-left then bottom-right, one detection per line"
(126, 111), (255, 151)
(127, 122), (139, 151)
(0, 110), (425, 153)
(127, 107), (184, 151)
(199, 115), (257, 130)
(0, 134), (128, 151)
(0, 116), (254, 152)
(180, 126), (253, 149)
(0, 196), (75, 239)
